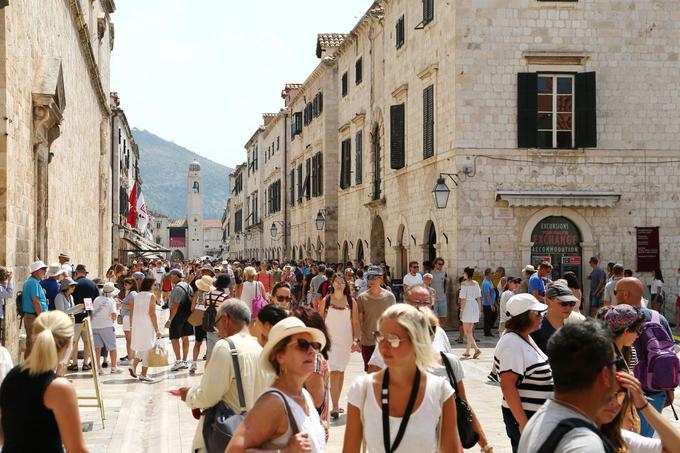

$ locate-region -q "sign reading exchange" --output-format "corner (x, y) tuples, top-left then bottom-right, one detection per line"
(531, 216), (581, 255)
(636, 227), (660, 272)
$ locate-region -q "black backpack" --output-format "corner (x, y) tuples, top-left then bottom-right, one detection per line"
(15, 291), (24, 319)
(202, 291), (228, 332)
(536, 418), (616, 453)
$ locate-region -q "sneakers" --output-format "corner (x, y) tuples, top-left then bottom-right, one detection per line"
(139, 375), (154, 383)
(110, 367), (123, 374)
(170, 360), (183, 371)
(487, 372), (500, 385)
(118, 358), (130, 366)
(179, 360), (189, 370)
(189, 362), (197, 375)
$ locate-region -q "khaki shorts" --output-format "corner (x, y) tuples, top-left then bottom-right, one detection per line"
(24, 313), (37, 351)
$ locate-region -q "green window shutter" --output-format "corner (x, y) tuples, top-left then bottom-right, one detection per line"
(517, 72), (538, 148)
(390, 103), (406, 170)
(575, 72), (597, 148)
(423, 85), (434, 158)
(355, 130), (363, 185)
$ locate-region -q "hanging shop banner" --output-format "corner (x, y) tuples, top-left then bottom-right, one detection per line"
(636, 227), (660, 272)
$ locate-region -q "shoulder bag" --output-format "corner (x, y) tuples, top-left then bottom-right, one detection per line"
(202, 338), (247, 452)
(440, 352), (479, 449)
(250, 282), (268, 321)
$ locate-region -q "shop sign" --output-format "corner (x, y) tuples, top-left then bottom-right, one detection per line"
(562, 256), (581, 265)
(531, 217), (581, 255)
(636, 227), (660, 272)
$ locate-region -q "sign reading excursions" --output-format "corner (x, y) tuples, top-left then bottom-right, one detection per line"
(636, 227), (660, 272)
(531, 217), (581, 255)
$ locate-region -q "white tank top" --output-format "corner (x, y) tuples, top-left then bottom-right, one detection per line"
(261, 388), (325, 452)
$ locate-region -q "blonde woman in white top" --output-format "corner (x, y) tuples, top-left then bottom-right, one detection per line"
(240, 266), (265, 314)
(458, 267), (482, 358)
(343, 304), (460, 453)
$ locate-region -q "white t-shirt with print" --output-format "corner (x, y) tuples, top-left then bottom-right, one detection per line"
(90, 295), (117, 329)
(403, 272), (423, 287)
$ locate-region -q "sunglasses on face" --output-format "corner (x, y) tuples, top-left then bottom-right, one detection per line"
(373, 331), (408, 348)
(607, 357), (627, 372)
(275, 295), (293, 303)
(411, 299), (432, 307)
(289, 338), (322, 352)
(367, 275), (380, 281)
(558, 301), (577, 308)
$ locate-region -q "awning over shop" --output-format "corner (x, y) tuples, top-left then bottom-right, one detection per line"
(495, 191), (621, 208)
(119, 228), (169, 256)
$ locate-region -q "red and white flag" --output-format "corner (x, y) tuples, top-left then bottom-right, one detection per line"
(127, 182), (137, 228)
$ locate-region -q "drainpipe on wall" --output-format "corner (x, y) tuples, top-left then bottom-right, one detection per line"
(283, 111), (289, 259)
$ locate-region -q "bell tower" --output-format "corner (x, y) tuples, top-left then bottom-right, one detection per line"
(187, 160), (204, 258)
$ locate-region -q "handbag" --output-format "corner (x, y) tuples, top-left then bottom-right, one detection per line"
(188, 294), (206, 327)
(147, 339), (169, 368)
(440, 352), (479, 448)
(202, 339), (248, 453)
(250, 283), (268, 321)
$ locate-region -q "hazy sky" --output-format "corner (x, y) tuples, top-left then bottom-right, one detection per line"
(111, 0), (370, 169)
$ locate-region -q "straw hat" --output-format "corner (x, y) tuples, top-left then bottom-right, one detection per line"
(259, 317), (326, 374)
(196, 275), (215, 292)
(102, 282), (120, 297)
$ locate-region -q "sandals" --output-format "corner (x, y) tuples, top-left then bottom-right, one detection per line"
(67, 364), (79, 372)
(462, 353), (471, 358)
(128, 367), (137, 379)
(330, 411), (340, 420)
(473, 350), (482, 359)
(81, 364), (92, 371)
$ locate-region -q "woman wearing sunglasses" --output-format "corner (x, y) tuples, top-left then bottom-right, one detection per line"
(493, 293), (552, 452)
(226, 316), (327, 452)
(270, 281), (295, 310)
(318, 273), (360, 421)
(597, 370), (680, 453)
(530, 283), (580, 354)
(343, 304), (461, 453)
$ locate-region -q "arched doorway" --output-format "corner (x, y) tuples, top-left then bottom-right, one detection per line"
(370, 215), (385, 264)
(396, 224), (407, 278)
(342, 241), (350, 264)
(531, 216), (583, 282)
(424, 221), (437, 264)
(356, 240), (365, 263)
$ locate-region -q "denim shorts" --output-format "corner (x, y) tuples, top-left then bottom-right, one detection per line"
(590, 294), (604, 309)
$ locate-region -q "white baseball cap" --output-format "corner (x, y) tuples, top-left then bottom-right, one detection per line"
(506, 293), (548, 317)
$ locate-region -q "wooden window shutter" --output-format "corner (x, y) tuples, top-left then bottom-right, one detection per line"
(342, 73), (348, 97)
(517, 72), (538, 148)
(356, 58), (363, 85)
(423, 85), (434, 158)
(575, 72), (597, 148)
(355, 130), (363, 185)
(423, 0), (434, 24)
(390, 103), (406, 170)
(340, 140), (350, 189)
(318, 92), (323, 114)
(317, 152), (323, 196)
(305, 158), (311, 200)
(289, 170), (295, 207)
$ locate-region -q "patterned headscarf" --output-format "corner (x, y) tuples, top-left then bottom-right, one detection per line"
(603, 304), (639, 332)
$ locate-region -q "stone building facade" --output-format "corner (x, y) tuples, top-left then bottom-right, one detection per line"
(0, 0), (116, 356)
(226, 0), (680, 312)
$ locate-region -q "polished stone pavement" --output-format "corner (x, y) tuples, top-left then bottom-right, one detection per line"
(75, 310), (678, 452)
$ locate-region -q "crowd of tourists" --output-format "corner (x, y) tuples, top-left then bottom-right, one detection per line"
(0, 252), (679, 453)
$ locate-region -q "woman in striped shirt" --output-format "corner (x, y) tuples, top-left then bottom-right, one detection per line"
(493, 293), (553, 453)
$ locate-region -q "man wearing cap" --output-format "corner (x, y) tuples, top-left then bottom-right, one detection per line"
(355, 265), (396, 371)
(91, 282), (123, 374)
(68, 264), (98, 371)
(603, 263), (624, 307)
(528, 262), (552, 302)
(177, 299), (270, 452)
(519, 265), (535, 294)
(21, 261), (49, 357)
(41, 264), (66, 311)
(166, 269), (194, 371)
(530, 284), (580, 354)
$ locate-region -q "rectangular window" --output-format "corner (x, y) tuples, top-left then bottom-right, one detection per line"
(390, 103), (406, 170)
(423, 84), (435, 158)
(253, 145), (259, 170)
(355, 58), (363, 85)
(315, 152), (323, 196)
(355, 130), (363, 185)
(537, 75), (574, 149)
(422, 0), (434, 25)
(234, 209), (242, 233)
(341, 72), (348, 97)
(517, 72), (596, 149)
(291, 111), (303, 138)
(340, 139), (352, 189)
(396, 15), (405, 49)
(311, 154), (319, 197)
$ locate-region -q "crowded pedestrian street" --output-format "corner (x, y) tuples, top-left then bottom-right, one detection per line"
(4, 0), (680, 452)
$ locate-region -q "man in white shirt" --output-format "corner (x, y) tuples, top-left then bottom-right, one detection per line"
(91, 282), (122, 374)
(519, 321), (619, 453)
(603, 264), (624, 307)
(402, 261), (423, 292)
(179, 299), (271, 452)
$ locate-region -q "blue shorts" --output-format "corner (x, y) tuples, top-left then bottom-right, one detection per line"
(591, 294), (604, 309)
(433, 298), (447, 317)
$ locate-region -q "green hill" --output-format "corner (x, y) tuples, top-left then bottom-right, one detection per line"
(133, 128), (232, 219)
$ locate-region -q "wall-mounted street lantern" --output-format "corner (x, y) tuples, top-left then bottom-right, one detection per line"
(432, 173), (461, 209)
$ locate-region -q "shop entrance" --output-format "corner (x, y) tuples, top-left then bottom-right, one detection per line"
(531, 216), (582, 283)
